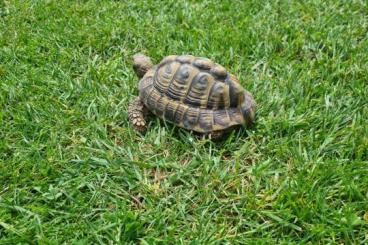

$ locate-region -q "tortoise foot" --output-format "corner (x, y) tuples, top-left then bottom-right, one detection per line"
(128, 97), (148, 133)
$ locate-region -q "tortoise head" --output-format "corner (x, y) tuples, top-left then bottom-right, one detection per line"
(133, 53), (153, 78)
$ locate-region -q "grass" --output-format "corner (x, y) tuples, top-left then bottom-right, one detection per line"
(0, 0), (367, 243)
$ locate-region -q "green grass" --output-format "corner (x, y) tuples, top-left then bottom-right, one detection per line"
(0, 0), (367, 243)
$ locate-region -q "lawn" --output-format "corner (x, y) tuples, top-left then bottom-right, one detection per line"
(0, 0), (367, 243)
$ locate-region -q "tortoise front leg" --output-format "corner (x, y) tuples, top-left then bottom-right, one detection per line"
(128, 97), (149, 133)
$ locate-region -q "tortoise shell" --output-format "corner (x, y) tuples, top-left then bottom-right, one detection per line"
(138, 55), (256, 133)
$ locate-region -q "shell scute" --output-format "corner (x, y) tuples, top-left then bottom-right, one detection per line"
(184, 72), (213, 108)
(164, 99), (178, 122)
(173, 103), (187, 124)
(193, 57), (214, 70)
(182, 107), (199, 129)
(154, 61), (180, 93)
(198, 110), (214, 132)
(207, 82), (229, 109)
(166, 63), (198, 100)
(213, 110), (230, 128)
(153, 95), (166, 117)
(210, 64), (227, 78)
(161, 55), (178, 63)
(176, 55), (195, 63)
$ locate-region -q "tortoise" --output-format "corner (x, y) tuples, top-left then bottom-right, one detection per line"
(128, 54), (256, 139)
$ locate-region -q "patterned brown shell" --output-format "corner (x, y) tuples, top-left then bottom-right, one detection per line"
(139, 55), (256, 133)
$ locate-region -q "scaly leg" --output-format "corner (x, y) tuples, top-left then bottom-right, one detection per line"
(128, 97), (149, 133)
(209, 130), (226, 140)
(198, 130), (226, 140)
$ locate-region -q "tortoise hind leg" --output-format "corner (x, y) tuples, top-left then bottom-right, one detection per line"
(128, 97), (149, 133)
(198, 130), (226, 140)
(209, 130), (226, 140)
